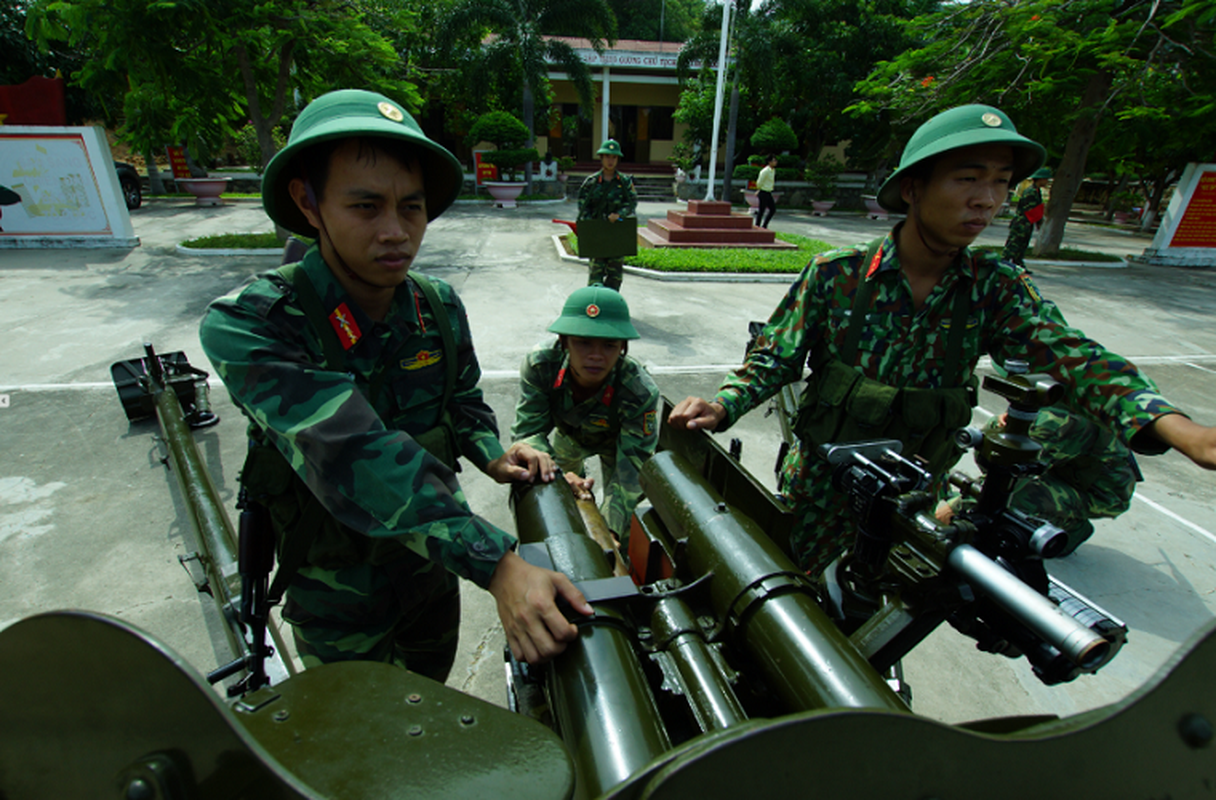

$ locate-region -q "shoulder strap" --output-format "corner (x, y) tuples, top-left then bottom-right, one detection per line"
(838, 237), (885, 367)
(391, 273), (457, 412)
(278, 263), (348, 374)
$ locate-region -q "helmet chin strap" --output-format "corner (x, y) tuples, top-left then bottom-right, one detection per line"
(909, 204), (960, 260)
(309, 194), (397, 291)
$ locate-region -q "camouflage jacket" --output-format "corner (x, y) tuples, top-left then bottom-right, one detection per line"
(578, 170), (639, 222)
(199, 247), (512, 589)
(716, 225), (1179, 462)
(1014, 185), (1044, 224)
(511, 344), (660, 534)
(1007, 406), (1138, 518)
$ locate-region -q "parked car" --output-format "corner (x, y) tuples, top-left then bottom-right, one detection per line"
(114, 162), (142, 210)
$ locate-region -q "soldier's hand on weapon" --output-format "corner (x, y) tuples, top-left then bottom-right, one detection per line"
(565, 472), (595, 500)
(489, 442), (558, 483)
(489, 551), (592, 664)
(669, 396), (726, 432)
(1149, 413), (1216, 470)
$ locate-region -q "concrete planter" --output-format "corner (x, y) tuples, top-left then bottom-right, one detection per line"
(486, 181), (525, 208)
(177, 178), (229, 207)
(811, 200), (836, 217)
(862, 195), (890, 220)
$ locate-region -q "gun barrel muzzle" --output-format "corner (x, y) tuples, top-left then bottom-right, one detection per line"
(947, 544), (1110, 670)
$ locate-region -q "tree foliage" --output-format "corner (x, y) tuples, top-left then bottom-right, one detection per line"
(607, 0), (701, 42)
(436, 0), (617, 190)
(851, 0), (1216, 252)
(25, 0), (421, 171)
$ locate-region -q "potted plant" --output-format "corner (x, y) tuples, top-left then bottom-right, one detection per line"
(556, 155), (575, 182)
(805, 154), (842, 216)
(466, 111), (539, 208)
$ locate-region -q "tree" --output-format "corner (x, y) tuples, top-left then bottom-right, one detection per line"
(438, 0), (617, 193)
(2, 0), (102, 123)
(26, 0), (420, 177)
(852, 0), (1216, 256)
(607, 0), (701, 42)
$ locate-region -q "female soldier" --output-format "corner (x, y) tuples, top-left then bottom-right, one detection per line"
(511, 286), (660, 546)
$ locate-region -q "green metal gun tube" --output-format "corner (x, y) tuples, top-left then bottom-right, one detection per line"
(640, 451), (907, 714)
(650, 597), (748, 733)
(512, 482), (671, 798)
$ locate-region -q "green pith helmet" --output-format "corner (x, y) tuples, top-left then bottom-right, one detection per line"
(547, 285), (639, 340)
(262, 89), (464, 237)
(1031, 167), (1053, 180)
(597, 139), (624, 158)
(877, 104), (1046, 213)
(0, 186), (19, 205)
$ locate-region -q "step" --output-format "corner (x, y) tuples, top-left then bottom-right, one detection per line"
(645, 219), (794, 246)
(667, 209), (754, 229)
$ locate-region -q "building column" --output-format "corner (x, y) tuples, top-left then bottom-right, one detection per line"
(601, 66), (611, 146)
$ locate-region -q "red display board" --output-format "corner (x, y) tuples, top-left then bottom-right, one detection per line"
(1170, 170), (1216, 248)
(474, 151), (498, 186)
(165, 146), (193, 180)
(0, 76), (66, 125)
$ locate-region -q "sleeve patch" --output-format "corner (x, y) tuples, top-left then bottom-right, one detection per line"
(643, 410), (656, 436)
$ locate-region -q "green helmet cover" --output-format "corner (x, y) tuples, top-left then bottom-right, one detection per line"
(547, 285), (639, 340)
(1030, 167), (1053, 180)
(262, 89), (464, 237)
(597, 139), (624, 157)
(877, 104), (1046, 213)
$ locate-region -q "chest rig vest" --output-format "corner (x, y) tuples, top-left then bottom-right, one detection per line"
(239, 264), (459, 594)
(792, 239), (981, 477)
(548, 359), (622, 452)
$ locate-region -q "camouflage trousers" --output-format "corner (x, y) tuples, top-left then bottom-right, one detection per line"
(553, 429), (624, 540)
(779, 442), (953, 577)
(282, 549), (461, 682)
(1003, 217), (1035, 266)
(1006, 466), (1135, 556)
(588, 258), (624, 291)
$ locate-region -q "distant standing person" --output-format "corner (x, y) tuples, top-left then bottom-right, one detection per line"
(1003, 166), (1051, 266)
(755, 155), (778, 228)
(578, 139), (638, 291)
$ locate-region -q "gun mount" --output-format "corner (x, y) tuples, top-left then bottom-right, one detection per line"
(2, 354), (1214, 798)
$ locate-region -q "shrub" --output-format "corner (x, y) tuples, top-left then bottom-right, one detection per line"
(1110, 190), (1141, 213)
(482, 147), (540, 181)
(234, 124), (287, 174)
(466, 110), (529, 150)
(750, 118), (798, 153)
(805, 153), (844, 200)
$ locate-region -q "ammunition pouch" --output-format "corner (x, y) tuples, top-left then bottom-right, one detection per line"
(794, 358), (978, 477)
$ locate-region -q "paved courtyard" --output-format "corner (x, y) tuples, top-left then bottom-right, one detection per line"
(2, 195), (1213, 726)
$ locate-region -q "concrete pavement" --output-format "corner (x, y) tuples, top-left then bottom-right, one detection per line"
(2, 195), (1213, 726)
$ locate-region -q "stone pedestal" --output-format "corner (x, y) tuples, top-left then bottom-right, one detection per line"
(638, 200), (797, 249)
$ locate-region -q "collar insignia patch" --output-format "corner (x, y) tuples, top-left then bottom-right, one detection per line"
(328, 303), (362, 350)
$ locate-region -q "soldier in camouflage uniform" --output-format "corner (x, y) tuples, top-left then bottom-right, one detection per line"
(511, 286), (660, 545)
(1003, 167), (1051, 266)
(578, 139), (638, 291)
(987, 407), (1139, 556)
(670, 104), (1216, 576)
(199, 89), (590, 678)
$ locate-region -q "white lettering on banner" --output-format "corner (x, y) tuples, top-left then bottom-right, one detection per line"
(573, 50), (701, 70)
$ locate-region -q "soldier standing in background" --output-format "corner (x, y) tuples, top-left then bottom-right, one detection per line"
(669, 105), (1216, 577)
(577, 139), (638, 291)
(511, 286), (660, 548)
(200, 89), (590, 678)
(1003, 166), (1051, 266)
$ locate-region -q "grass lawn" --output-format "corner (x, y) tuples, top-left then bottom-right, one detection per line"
(180, 231), (285, 249)
(566, 231), (832, 274)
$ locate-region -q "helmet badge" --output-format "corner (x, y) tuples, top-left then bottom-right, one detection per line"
(981, 112), (1002, 128)
(378, 102), (405, 123)
(586, 303), (601, 318)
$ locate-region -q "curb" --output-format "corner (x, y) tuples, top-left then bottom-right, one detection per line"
(175, 244), (282, 257)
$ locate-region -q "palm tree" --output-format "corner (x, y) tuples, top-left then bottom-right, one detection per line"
(439, 0), (617, 192)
